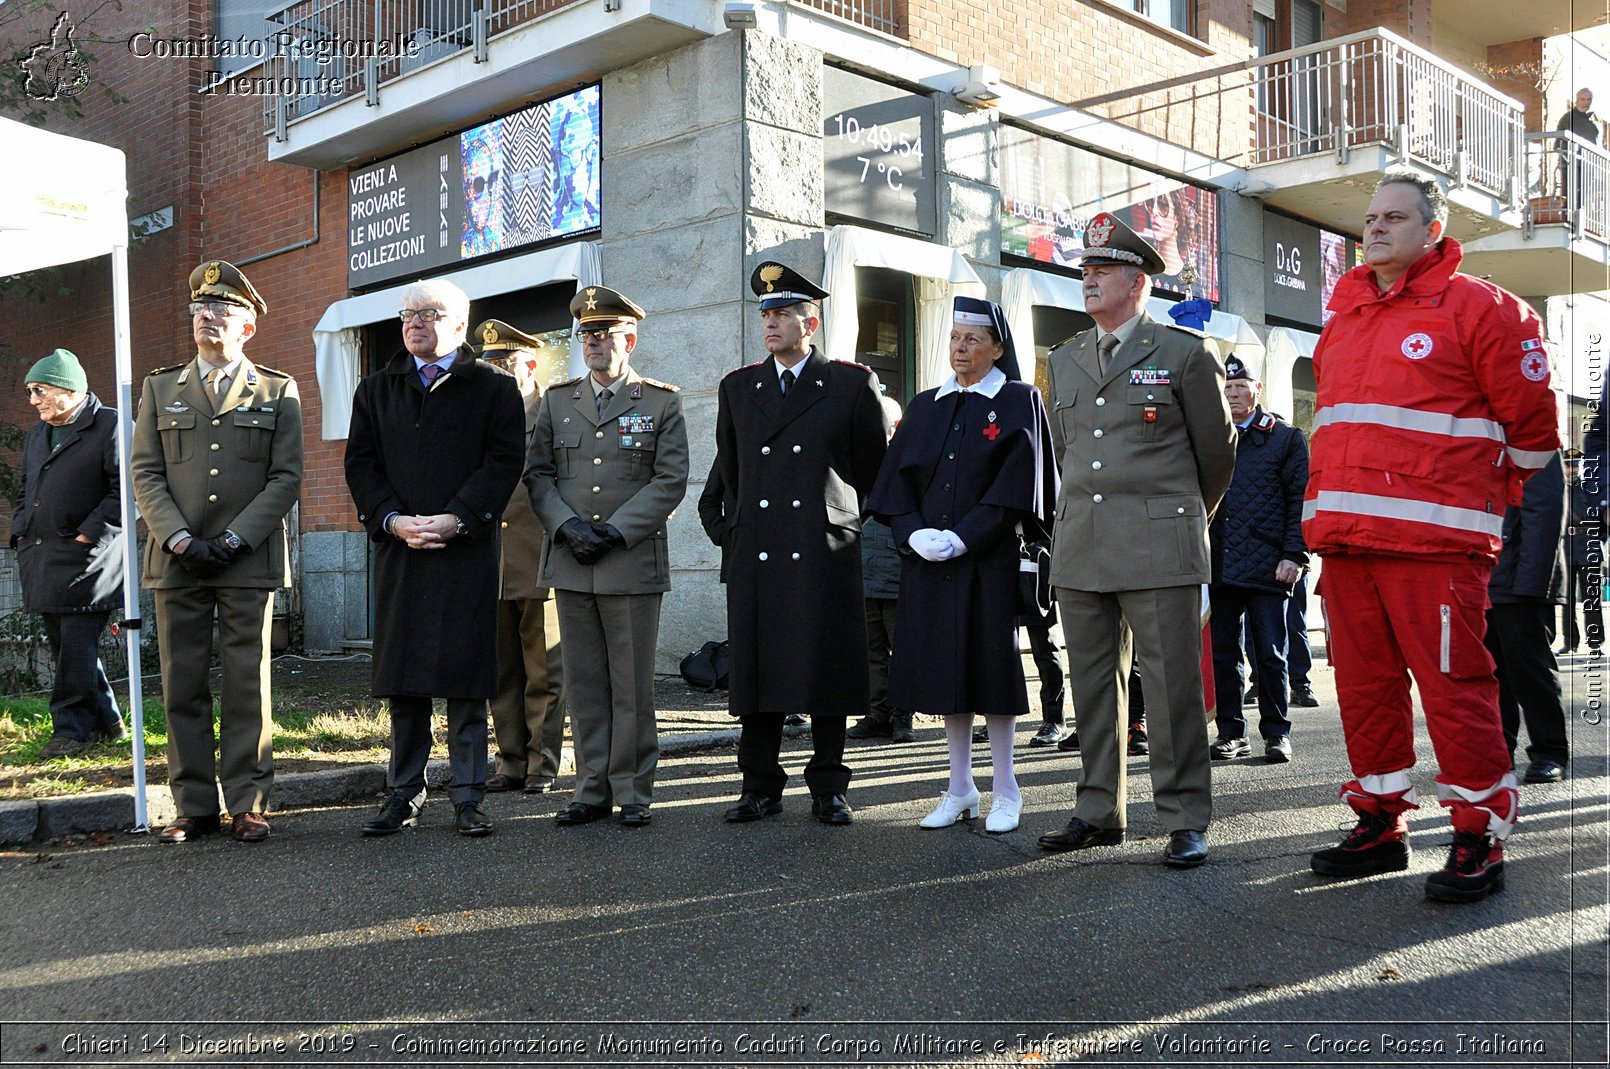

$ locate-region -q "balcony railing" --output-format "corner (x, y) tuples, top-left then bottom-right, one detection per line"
(1524, 130), (1610, 241)
(263, 0), (583, 137)
(1251, 28), (1525, 204)
(791, 0), (902, 36)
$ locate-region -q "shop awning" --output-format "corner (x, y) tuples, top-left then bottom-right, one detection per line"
(313, 241), (601, 438)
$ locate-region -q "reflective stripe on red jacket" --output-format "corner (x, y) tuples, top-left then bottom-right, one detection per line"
(1303, 238), (1561, 562)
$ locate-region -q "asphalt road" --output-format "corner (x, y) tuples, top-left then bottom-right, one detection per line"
(0, 654), (1605, 1069)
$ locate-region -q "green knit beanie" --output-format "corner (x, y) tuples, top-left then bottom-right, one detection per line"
(25, 349), (87, 393)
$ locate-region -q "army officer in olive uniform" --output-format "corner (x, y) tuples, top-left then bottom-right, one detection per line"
(479, 319), (568, 795)
(715, 262), (888, 827)
(1037, 214), (1235, 868)
(526, 287), (689, 829)
(131, 260), (303, 845)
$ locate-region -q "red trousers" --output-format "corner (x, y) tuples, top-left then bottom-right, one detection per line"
(1321, 554), (1518, 838)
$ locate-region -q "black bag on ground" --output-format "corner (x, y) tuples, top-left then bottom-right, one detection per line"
(680, 640), (730, 691)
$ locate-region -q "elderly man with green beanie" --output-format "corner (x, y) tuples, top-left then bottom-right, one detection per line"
(10, 348), (128, 758)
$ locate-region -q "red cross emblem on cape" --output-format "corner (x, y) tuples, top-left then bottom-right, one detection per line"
(982, 422), (1001, 441)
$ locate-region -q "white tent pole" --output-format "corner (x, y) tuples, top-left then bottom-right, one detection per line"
(110, 241), (148, 835)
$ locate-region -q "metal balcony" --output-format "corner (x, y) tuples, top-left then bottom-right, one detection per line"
(1245, 28), (1525, 239)
(263, 0), (585, 139)
(1460, 130), (1610, 298)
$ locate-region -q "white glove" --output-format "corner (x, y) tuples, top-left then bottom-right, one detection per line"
(940, 530), (967, 557)
(909, 528), (954, 562)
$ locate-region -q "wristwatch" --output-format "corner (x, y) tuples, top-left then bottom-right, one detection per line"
(454, 517), (469, 538)
(221, 531), (244, 552)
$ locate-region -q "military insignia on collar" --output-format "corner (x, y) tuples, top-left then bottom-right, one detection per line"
(759, 264), (784, 293)
(755, 381), (764, 389)
(815, 379), (823, 387)
(482, 324), (499, 345)
(203, 261), (222, 285)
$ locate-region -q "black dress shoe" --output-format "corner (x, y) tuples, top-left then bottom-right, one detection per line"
(811, 793), (854, 825)
(1037, 816), (1124, 852)
(1523, 757), (1565, 783)
(1290, 684), (1320, 708)
(455, 802), (493, 836)
(1210, 736), (1251, 760)
(362, 793), (422, 836)
(1029, 722), (1064, 747)
(485, 773), (521, 793)
(1163, 829), (1209, 867)
(1055, 730), (1081, 753)
(971, 725), (988, 744)
(555, 801), (609, 826)
(523, 775), (554, 794)
(724, 792), (782, 823)
(619, 804), (652, 827)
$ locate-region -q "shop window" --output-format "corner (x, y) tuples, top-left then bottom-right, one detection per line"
(853, 267), (915, 405)
(1290, 355), (1317, 435)
(1031, 307), (1093, 398)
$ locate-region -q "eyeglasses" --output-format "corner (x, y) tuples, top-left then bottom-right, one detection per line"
(399, 308), (452, 324)
(469, 170), (500, 198)
(189, 300), (247, 318)
(572, 327), (630, 341)
(24, 385), (59, 398)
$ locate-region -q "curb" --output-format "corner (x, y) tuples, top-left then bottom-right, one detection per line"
(2, 728), (745, 846)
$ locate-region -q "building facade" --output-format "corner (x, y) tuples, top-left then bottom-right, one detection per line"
(3, 0), (1604, 663)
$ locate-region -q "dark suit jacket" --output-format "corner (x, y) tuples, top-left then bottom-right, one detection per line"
(715, 348), (888, 717)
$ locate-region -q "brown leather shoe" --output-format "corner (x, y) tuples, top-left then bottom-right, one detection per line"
(158, 814), (221, 844)
(485, 773), (522, 793)
(232, 812), (271, 843)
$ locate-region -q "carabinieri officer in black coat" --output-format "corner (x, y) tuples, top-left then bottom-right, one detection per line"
(715, 261), (888, 826)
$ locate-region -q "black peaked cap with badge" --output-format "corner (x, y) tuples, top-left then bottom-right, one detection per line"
(189, 259), (268, 316)
(1224, 354), (1254, 381)
(476, 319), (545, 356)
(570, 286), (646, 326)
(750, 261), (830, 311)
(1080, 212), (1167, 276)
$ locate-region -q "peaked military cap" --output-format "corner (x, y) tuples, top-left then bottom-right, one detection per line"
(570, 286), (645, 327)
(1080, 212), (1166, 276)
(1224, 354), (1255, 381)
(189, 259), (268, 316)
(475, 318), (544, 356)
(750, 261), (829, 311)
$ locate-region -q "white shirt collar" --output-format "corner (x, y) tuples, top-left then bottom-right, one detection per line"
(773, 354), (810, 385)
(935, 364), (1007, 399)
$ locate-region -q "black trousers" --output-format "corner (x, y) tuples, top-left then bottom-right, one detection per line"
(1026, 622), (1066, 726)
(737, 713), (849, 798)
(1484, 602), (1568, 763)
(1562, 559), (1604, 650)
(387, 695), (488, 805)
(42, 611), (121, 741)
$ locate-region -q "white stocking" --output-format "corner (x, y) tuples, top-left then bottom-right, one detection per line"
(945, 715), (977, 798)
(986, 714), (1020, 802)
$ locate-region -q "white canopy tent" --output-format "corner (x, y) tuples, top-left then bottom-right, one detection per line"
(0, 117), (150, 831)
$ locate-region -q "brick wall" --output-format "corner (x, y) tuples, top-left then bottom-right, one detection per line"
(1484, 37), (1546, 132)
(904, 0), (1256, 165)
(1338, 0), (1432, 47)
(1, 1), (356, 537)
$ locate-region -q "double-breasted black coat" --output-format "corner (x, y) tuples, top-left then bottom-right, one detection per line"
(10, 392), (123, 614)
(344, 346), (525, 699)
(870, 376), (1056, 717)
(715, 349), (888, 717)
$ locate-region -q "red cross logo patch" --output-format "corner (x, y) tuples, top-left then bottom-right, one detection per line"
(1400, 332), (1433, 360)
(1521, 352), (1549, 381)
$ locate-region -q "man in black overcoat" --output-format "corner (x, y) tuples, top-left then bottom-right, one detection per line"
(715, 261), (888, 825)
(344, 278), (526, 838)
(11, 349), (126, 757)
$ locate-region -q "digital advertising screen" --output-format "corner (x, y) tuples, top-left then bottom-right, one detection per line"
(998, 124), (1220, 302)
(348, 84), (601, 289)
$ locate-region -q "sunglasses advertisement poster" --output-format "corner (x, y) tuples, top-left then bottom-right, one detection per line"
(999, 124), (1220, 303)
(347, 84), (600, 288)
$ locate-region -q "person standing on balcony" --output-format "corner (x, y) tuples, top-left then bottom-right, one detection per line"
(1304, 173), (1561, 904)
(1556, 88), (1604, 149)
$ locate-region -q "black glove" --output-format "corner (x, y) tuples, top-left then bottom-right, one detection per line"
(178, 538), (230, 579)
(559, 517), (608, 566)
(594, 523), (626, 549)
